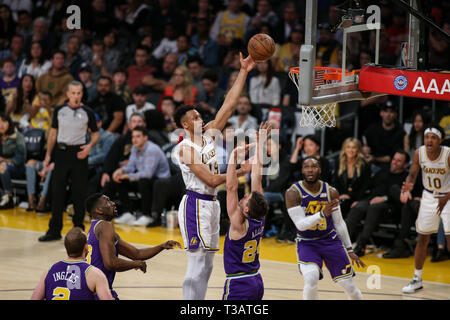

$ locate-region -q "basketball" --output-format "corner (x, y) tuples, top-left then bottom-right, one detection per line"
(247, 33), (275, 62)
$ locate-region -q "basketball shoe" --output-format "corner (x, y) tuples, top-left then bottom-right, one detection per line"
(402, 276), (423, 294)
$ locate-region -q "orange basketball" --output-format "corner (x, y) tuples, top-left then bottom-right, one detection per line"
(247, 33), (276, 62)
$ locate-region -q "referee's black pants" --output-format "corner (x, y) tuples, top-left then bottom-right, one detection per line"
(47, 146), (88, 236)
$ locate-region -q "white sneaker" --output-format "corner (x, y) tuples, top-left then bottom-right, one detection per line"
(131, 215), (153, 226)
(0, 194), (10, 206)
(402, 277), (423, 294)
(114, 212), (136, 224)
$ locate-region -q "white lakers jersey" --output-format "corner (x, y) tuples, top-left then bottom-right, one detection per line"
(419, 145), (450, 194)
(178, 134), (219, 195)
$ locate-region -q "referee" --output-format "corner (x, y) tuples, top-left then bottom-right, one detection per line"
(39, 81), (99, 242)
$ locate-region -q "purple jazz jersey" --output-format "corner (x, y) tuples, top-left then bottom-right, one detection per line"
(292, 181), (334, 239)
(44, 260), (95, 300)
(292, 180), (354, 281)
(222, 217), (265, 300)
(87, 219), (119, 299)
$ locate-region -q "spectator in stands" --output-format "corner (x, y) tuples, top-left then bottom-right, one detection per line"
(36, 50), (74, 107)
(159, 96), (177, 132)
(124, 86), (156, 133)
(249, 59), (281, 107)
(362, 100), (406, 173)
(87, 113), (115, 193)
(0, 58), (20, 104)
(316, 23), (340, 67)
(245, 0), (279, 42)
(0, 113), (26, 209)
(186, 0), (216, 37)
(112, 68), (133, 105)
(78, 63), (97, 104)
(197, 69), (225, 117)
(404, 111), (426, 160)
(116, 0), (151, 34)
(126, 46), (156, 92)
(90, 76), (126, 134)
(186, 56), (205, 96)
(345, 150), (410, 256)
(383, 171), (423, 259)
(152, 23), (178, 61)
(25, 17), (57, 55)
(0, 5), (16, 43)
(17, 40), (51, 78)
(228, 95), (259, 134)
(290, 135), (333, 183)
(6, 74), (36, 126)
(0, 34), (26, 75)
(65, 35), (85, 79)
(149, 0), (186, 41)
(210, 0), (250, 46)
(90, 40), (116, 82)
(175, 34), (198, 65)
(333, 137), (371, 218)
(111, 126), (171, 226)
(16, 10), (33, 40)
(157, 65), (198, 110)
(273, 25), (303, 72)
(273, 2), (301, 44)
(142, 53), (177, 94)
(102, 31), (122, 77)
(191, 18), (220, 67)
(27, 91), (52, 130)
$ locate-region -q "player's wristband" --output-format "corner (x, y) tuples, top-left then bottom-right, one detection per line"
(347, 248), (354, 253)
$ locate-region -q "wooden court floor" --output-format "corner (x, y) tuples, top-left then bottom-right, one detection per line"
(0, 207), (449, 300)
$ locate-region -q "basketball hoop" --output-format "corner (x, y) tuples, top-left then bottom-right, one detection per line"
(288, 67), (359, 128)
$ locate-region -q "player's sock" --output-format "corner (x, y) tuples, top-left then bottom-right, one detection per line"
(414, 269), (423, 280)
(302, 269), (320, 300)
(183, 250), (214, 300)
(338, 278), (363, 300)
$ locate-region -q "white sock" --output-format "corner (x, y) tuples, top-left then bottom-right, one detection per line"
(414, 269), (423, 280)
(338, 278), (363, 300)
(183, 250), (215, 300)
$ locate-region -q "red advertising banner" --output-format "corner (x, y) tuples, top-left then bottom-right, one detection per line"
(358, 65), (450, 101)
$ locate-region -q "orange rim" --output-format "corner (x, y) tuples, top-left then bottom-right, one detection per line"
(289, 66), (360, 81)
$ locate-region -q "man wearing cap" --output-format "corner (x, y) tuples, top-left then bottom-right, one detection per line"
(123, 86), (156, 134)
(401, 125), (450, 294)
(78, 62), (97, 103)
(362, 100), (406, 173)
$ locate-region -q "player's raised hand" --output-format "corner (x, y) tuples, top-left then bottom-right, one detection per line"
(322, 199), (340, 217)
(239, 52), (258, 72)
(161, 240), (182, 250)
(348, 252), (366, 268)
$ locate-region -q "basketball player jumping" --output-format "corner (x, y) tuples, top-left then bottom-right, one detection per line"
(222, 123), (270, 300)
(174, 53), (258, 300)
(401, 125), (450, 294)
(285, 156), (365, 300)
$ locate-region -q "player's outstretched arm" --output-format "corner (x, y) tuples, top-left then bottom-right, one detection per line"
(86, 266), (114, 300)
(96, 221), (146, 273)
(400, 149), (420, 203)
(204, 53), (257, 132)
(120, 240), (182, 263)
(251, 122), (271, 194)
(328, 187), (366, 268)
(30, 270), (47, 300)
(285, 187), (324, 231)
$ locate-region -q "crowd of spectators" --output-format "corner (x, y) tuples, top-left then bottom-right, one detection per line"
(0, 0), (448, 259)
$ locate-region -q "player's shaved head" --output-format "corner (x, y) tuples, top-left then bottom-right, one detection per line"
(85, 192), (103, 217)
(64, 227), (87, 258)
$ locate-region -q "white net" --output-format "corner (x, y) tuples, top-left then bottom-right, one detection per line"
(289, 67), (338, 128)
(299, 103), (336, 128)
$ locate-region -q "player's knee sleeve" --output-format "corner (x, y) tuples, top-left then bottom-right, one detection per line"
(300, 264), (320, 300)
(183, 250), (213, 300)
(338, 278), (363, 300)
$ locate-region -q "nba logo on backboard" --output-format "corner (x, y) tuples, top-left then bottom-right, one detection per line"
(394, 75), (408, 91)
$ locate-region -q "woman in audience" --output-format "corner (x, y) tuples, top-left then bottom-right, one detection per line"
(0, 113), (26, 209)
(404, 111), (426, 160)
(6, 74), (36, 127)
(333, 137), (372, 217)
(18, 41), (51, 78)
(157, 65), (198, 110)
(249, 59), (280, 107)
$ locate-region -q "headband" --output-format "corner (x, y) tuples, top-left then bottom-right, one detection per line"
(424, 128), (442, 139)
